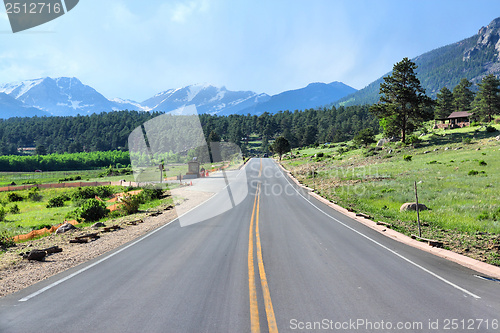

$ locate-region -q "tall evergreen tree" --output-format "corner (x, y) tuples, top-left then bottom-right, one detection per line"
(453, 78), (475, 112)
(370, 57), (433, 142)
(435, 86), (454, 119)
(473, 74), (500, 122)
(270, 136), (291, 160)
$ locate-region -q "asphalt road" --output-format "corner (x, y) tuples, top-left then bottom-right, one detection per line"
(1, 158), (500, 332)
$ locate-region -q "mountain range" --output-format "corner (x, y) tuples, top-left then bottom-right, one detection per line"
(337, 16), (500, 106)
(2, 16), (500, 119)
(0, 77), (356, 119)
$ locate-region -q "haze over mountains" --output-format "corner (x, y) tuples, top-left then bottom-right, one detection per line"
(0, 77), (356, 119)
(1, 16), (500, 119)
(337, 16), (500, 106)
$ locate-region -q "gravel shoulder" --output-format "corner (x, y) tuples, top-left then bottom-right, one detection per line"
(0, 187), (214, 298)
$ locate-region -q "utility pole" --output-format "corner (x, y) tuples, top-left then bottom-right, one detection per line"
(414, 181), (422, 238)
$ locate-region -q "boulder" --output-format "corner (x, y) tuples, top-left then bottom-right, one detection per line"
(56, 223), (77, 234)
(400, 202), (430, 212)
(377, 138), (390, 147)
(92, 222), (106, 228)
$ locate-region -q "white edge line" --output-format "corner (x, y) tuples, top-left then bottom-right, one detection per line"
(18, 169), (247, 303)
(274, 162), (481, 300)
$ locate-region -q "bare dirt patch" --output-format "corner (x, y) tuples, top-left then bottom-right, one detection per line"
(0, 188), (213, 298)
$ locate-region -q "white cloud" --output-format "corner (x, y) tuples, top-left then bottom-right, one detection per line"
(170, 0), (209, 23)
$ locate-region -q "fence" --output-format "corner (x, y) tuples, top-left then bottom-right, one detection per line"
(0, 180), (140, 193)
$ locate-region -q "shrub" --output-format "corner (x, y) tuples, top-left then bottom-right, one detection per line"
(471, 121), (481, 127)
(7, 192), (24, 202)
(486, 125), (497, 132)
(9, 204), (20, 214)
(72, 186), (113, 201)
(78, 198), (109, 222)
(468, 170), (479, 176)
(493, 207), (500, 221)
(316, 152), (324, 158)
(353, 128), (376, 147)
(141, 188), (164, 201)
(462, 137), (472, 144)
(47, 196), (66, 208)
(404, 135), (420, 146)
(477, 212), (489, 220)
(479, 160), (487, 166)
(0, 207), (6, 221)
(403, 155), (412, 162)
(0, 230), (15, 250)
(120, 194), (143, 215)
(27, 187), (42, 202)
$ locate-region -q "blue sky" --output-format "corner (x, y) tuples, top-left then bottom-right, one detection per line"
(1, 0), (500, 102)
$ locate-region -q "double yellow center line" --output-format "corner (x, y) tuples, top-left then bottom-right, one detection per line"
(248, 160), (278, 333)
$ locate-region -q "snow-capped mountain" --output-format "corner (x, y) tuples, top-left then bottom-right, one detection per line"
(0, 77), (146, 117)
(0, 92), (50, 118)
(0, 77), (357, 119)
(141, 83), (270, 115)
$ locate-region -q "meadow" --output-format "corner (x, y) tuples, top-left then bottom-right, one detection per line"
(282, 123), (500, 265)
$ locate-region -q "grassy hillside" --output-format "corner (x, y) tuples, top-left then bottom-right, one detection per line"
(281, 122), (500, 266)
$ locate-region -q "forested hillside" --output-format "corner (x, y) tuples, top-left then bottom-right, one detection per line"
(0, 105), (379, 157)
(337, 17), (500, 106)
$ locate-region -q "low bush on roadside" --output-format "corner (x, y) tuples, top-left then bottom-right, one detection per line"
(9, 204), (20, 214)
(77, 198), (109, 222)
(0, 207), (6, 222)
(0, 230), (15, 250)
(72, 186), (113, 201)
(7, 192), (24, 202)
(27, 187), (43, 202)
(46, 195), (67, 208)
(403, 155), (412, 162)
(120, 194), (142, 215)
(140, 188), (164, 201)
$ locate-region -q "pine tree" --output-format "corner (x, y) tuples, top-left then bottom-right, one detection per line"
(270, 136), (291, 160)
(435, 86), (454, 119)
(473, 74), (500, 122)
(453, 78), (475, 112)
(370, 57), (433, 142)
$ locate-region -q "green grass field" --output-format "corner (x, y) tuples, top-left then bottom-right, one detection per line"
(282, 123), (500, 265)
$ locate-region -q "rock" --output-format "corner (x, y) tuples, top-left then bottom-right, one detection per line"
(377, 138), (390, 147)
(26, 249), (46, 261)
(92, 222), (106, 228)
(454, 147), (463, 150)
(433, 148), (439, 151)
(56, 223), (77, 234)
(476, 147), (481, 151)
(496, 135), (500, 141)
(400, 202), (430, 212)
(444, 147), (449, 151)
(388, 149), (393, 154)
(423, 151), (431, 154)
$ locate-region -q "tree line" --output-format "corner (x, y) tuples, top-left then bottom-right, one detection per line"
(1, 57), (499, 170)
